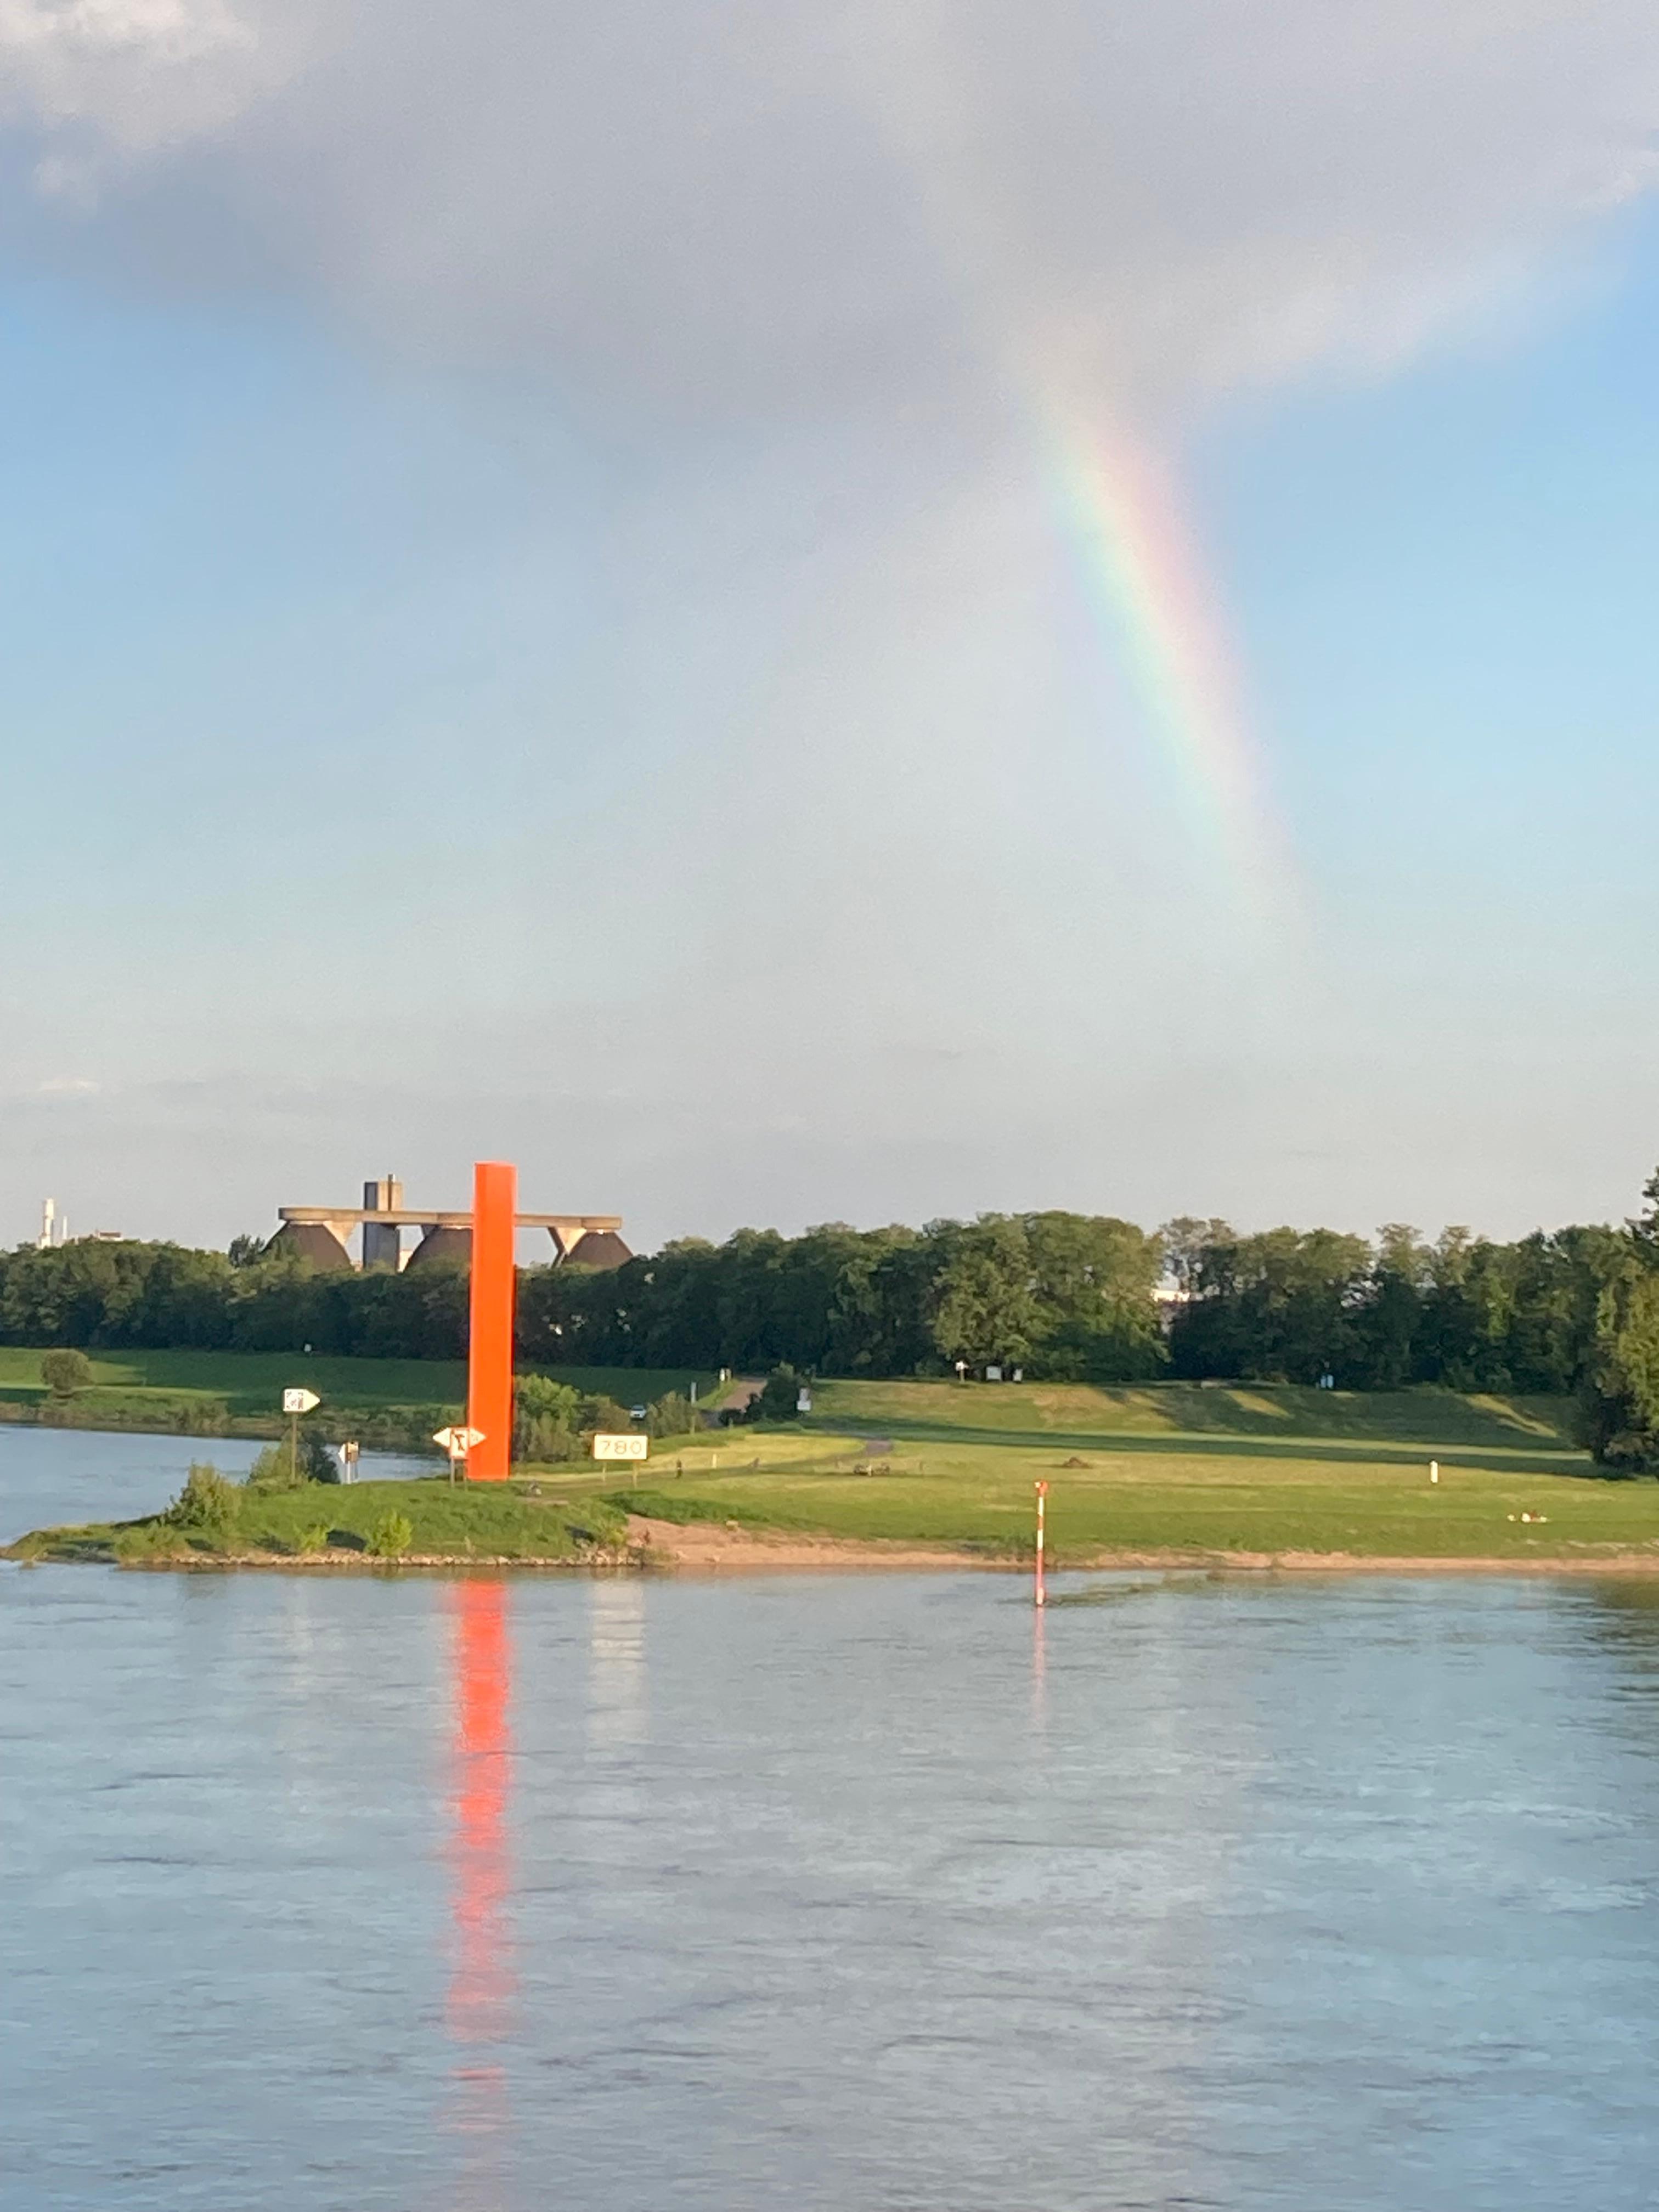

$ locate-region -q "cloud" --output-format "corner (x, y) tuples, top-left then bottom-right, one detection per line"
(1, 0), (1657, 420)
(36, 1074), (99, 1095)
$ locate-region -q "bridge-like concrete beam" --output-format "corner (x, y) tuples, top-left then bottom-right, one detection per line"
(280, 1207), (622, 1232)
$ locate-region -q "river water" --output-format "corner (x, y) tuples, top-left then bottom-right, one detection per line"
(5, 1432), (1659, 2209)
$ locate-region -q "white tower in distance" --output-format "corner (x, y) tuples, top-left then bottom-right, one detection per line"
(38, 1198), (55, 1249)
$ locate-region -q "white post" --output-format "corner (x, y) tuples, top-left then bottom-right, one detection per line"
(1034, 1481), (1047, 1609)
(1430, 1460), (1439, 1486)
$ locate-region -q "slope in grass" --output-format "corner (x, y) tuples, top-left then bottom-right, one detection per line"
(806, 1377), (1578, 1453)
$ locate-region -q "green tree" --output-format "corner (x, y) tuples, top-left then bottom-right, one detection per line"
(40, 1347), (93, 1397)
(1170, 1226), (1370, 1382)
(1582, 1268), (1659, 1471)
(928, 1218), (1039, 1370)
(1024, 1212), (1166, 1381)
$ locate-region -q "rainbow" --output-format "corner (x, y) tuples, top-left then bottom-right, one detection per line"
(1038, 400), (1296, 933)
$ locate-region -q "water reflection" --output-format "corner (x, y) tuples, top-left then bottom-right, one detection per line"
(588, 1577), (648, 1749)
(445, 1581), (516, 2201)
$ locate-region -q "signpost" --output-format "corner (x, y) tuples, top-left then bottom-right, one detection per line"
(592, 1431), (648, 1486)
(283, 1386), (320, 1485)
(433, 1425), (487, 1483)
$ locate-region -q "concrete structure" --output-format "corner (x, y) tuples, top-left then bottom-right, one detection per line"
(269, 1175), (630, 1273)
(362, 1176), (403, 1271)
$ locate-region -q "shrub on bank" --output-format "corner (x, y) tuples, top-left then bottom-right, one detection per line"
(367, 1511), (414, 1559)
(164, 1463), (239, 1535)
(40, 1347), (93, 1397)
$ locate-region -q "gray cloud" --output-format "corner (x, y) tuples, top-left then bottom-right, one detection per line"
(3, 0), (1657, 420)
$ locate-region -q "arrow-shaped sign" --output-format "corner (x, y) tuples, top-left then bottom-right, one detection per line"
(432, 1425), (486, 1453)
(283, 1387), (321, 1414)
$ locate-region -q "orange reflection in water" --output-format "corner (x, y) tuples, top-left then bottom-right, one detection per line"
(445, 1580), (516, 2194)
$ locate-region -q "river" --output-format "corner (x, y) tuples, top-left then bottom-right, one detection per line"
(4, 1430), (1659, 2208)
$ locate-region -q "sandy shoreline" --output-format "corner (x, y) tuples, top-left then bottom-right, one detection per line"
(624, 1519), (1659, 1577)
(624, 1515), (989, 1572)
(15, 1517), (1659, 1576)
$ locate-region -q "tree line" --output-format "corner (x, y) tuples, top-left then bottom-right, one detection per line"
(5, 1179), (1659, 1465)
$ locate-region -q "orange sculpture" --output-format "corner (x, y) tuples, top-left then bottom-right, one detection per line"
(465, 1160), (517, 1481)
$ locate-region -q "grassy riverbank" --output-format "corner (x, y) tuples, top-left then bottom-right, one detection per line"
(559, 1379), (1659, 1566)
(5, 1476), (632, 1567)
(12, 1376), (1654, 1572)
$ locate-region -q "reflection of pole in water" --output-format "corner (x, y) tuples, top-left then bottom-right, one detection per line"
(1031, 1602), (1048, 1746)
(445, 1581), (515, 2194)
(588, 1577), (648, 1750)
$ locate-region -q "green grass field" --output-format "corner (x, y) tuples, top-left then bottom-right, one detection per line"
(0, 1346), (716, 1437)
(544, 1378), (1659, 1565)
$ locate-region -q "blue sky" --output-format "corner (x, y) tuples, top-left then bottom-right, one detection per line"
(2, 0), (1656, 1252)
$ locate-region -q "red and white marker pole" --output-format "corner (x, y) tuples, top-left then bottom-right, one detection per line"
(1034, 1480), (1048, 1609)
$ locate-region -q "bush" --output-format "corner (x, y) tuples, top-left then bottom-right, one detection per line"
(750, 1364), (809, 1423)
(514, 1414), (584, 1464)
(368, 1510), (414, 1559)
(514, 1374), (584, 1463)
(165, 1463), (240, 1535)
(246, 1432), (338, 1487)
(579, 1394), (634, 1436)
(179, 1396), (230, 1436)
(297, 1523), (330, 1555)
(245, 1442), (303, 1489)
(301, 1429), (340, 1483)
(40, 1348), (93, 1398)
(516, 1373), (582, 1423)
(645, 1391), (703, 1440)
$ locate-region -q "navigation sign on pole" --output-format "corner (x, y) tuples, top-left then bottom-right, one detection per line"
(282, 1386), (321, 1485)
(591, 1432), (648, 1461)
(432, 1424), (486, 1483)
(592, 1430), (648, 1487)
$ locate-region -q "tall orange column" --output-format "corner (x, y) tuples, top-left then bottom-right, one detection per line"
(466, 1160), (517, 1481)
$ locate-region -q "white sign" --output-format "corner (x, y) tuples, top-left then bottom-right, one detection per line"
(283, 1387), (320, 1414)
(432, 1425), (486, 1454)
(592, 1432), (648, 1462)
(797, 1387), (812, 1413)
